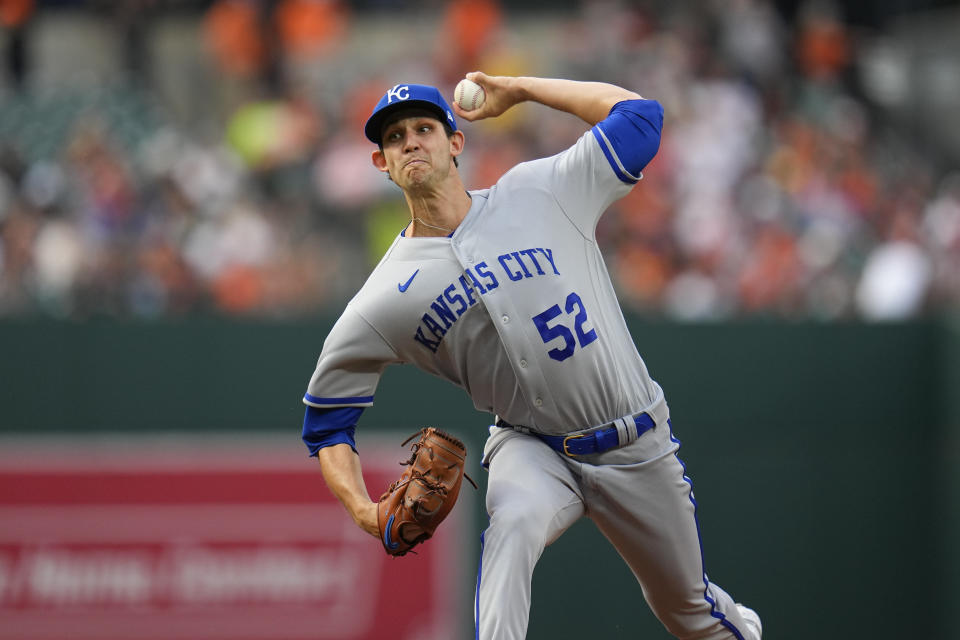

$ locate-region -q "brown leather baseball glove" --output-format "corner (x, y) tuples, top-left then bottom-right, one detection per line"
(377, 428), (477, 556)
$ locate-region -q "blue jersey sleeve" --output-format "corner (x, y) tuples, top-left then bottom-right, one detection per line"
(590, 99), (664, 183)
(301, 405), (364, 456)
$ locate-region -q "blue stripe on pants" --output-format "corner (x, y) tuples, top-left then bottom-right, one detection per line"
(670, 429), (746, 640)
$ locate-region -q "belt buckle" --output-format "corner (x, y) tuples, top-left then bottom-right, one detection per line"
(562, 434), (586, 456)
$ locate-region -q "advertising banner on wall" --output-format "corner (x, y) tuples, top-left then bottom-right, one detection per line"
(0, 435), (471, 640)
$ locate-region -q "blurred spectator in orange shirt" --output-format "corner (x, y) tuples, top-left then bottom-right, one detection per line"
(796, 3), (850, 80)
(437, 0), (502, 82)
(204, 0), (265, 78)
(0, 0), (32, 26)
(275, 0), (348, 60)
(1, 0), (34, 89)
(738, 224), (803, 313)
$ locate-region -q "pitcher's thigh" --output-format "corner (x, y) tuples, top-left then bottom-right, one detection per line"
(485, 432), (584, 542)
(587, 452), (742, 639)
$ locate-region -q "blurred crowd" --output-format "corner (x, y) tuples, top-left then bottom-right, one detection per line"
(1, 0), (959, 320)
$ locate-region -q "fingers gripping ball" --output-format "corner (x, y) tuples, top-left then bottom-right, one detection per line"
(454, 79), (486, 111)
(377, 428), (477, 556)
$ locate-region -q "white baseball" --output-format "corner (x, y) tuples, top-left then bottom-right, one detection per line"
(454, 79), (486, 111)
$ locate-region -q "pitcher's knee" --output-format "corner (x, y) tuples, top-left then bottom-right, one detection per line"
(490, 503), (542, 531)
(488, 503), (559, 544)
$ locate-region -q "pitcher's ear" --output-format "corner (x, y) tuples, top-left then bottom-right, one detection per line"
(450, 130), (465, 157)
(372, 149), (388, 172)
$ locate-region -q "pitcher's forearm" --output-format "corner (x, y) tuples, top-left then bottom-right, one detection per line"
(512, 76), (642, 125)
(460, 73), (642, 126)
(316, 443), (379, 537)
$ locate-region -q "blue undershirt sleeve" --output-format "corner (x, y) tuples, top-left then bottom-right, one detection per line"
(591, 99), (664, 182)
(301, 405), (364, 457)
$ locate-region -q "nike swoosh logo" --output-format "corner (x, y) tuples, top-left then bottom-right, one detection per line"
(384, 514), (400, 550)
(398, 269), (420, 293)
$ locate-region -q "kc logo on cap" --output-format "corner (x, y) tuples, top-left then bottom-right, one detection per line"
(364, 83), (458, 144)
(386, 85), (410, 103)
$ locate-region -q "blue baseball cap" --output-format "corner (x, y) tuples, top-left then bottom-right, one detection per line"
(364, 83), (457, 144)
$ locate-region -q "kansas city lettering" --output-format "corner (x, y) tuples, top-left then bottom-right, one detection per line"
(498, 247), (559, 281)
(413, 247), (561, 353)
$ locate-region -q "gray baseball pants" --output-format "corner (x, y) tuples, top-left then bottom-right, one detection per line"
(473, 401), (756, 640)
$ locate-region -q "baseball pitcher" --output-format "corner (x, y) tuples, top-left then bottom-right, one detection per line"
(301, 72), (762, 640)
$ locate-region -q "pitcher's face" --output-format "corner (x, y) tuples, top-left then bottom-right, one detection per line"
(373, 113), (463, 193)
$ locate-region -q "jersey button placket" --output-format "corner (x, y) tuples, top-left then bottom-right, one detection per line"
(501, 315), (509, 324)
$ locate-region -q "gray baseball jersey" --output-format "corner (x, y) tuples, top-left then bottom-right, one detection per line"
(304, 127), (662, 434)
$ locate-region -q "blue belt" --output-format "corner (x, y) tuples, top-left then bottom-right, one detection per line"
(496, 412), (656, 457)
